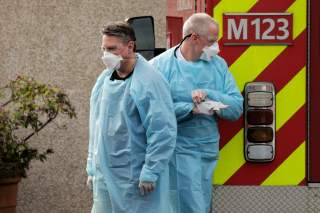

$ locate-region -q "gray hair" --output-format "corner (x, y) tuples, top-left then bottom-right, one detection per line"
(182, 13), (219, 37)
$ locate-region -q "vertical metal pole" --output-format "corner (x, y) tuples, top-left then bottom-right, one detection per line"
(308, 0), (320, 187)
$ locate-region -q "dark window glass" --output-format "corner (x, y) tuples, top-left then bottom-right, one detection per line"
(128, 17), (155, 50)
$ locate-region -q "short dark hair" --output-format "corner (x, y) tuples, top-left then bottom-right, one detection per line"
(101, 21), (136, 43)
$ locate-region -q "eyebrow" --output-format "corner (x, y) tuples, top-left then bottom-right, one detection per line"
(101, 45), (118, 51)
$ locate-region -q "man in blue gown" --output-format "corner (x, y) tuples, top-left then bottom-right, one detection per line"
(86, 21), (177, 213)
(150, 13), (243, 213)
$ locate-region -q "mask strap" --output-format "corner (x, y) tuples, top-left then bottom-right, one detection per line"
(179, 34), (192, 46)
(174, 34), (192, 58)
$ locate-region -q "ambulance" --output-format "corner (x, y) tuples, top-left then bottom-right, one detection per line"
(128, 0), (320, 211)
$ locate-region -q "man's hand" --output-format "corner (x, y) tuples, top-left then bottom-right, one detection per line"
(138, 181), (156, 196)
(192, 105), (201, 115)
(191, 90), (207, 104)
(87, 176), (93, 190)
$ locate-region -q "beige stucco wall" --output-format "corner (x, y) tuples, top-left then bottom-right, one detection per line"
(0, 1), (166, 212)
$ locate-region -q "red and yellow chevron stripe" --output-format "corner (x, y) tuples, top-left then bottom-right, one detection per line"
(212, 0), (307, 185)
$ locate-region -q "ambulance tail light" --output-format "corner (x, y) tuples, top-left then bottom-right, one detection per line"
(247, 109), (273, 125)
(247, 127), (273, 143)
(244, 82), (276, 162)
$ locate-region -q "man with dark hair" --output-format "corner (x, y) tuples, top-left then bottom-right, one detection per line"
(86, 21), (177, 213)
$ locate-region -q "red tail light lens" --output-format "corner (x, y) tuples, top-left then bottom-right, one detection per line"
(247, 109), (273, 125)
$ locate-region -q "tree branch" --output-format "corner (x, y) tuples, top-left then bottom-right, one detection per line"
(1, 100), (13, 108)
(22, 113), (58, 143)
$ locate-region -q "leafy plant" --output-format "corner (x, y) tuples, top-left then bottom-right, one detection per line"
(0, 76), (76, 178)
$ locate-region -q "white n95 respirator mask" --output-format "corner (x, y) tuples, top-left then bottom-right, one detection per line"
(101, 51), (123, 70)
(200, 42), (220, 61)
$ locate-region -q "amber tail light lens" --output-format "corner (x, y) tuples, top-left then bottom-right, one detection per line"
(247, 127), (273, 143)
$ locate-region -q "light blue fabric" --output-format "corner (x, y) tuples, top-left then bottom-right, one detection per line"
(150, 47), (243, 213)
(86, 53), (177, 213)
(91, 168), (113, 213)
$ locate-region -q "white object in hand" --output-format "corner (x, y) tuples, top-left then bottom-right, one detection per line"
(197, 100), (228, 115)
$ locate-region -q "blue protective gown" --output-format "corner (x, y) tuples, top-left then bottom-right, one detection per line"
(86, 53), (177, 213)
(150, 47), (243, 213)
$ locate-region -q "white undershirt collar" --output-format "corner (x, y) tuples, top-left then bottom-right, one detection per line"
(176, 46), (187, 61)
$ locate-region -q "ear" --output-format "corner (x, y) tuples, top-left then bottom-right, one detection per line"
(190, 33), (198, 41)
(127, 41), (135, 52)
(190, 33), (202, 46)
